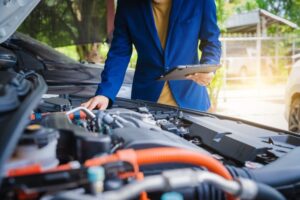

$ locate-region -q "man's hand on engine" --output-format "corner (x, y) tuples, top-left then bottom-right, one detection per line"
(81, 95), (109, 110)
(186, 72), (214, 86)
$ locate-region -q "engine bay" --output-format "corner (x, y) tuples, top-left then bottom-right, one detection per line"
(15, 96), (300, 170)
(1, 71), (300, 200)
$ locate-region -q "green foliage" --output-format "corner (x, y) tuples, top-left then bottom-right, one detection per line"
(129, 48), (138, 69)
(215, 0), (226, 30)
(208, 67), (225, 111)
(255, 0), (300, 31)
(55, 43), (138, 69)
(235, 0), (259, 13)
(19, 0), (107, 60)
(56, 45), (80, 61)
(216, 0), (300, 28)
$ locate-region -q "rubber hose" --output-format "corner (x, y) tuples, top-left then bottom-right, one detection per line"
(85, 148), (235, 199)
(226, 166), (254, 180)
(255, 183), (286, 200)
(85, 148), (233, 181)
(135, 148), (233, 181)
(135, 148), (234, 200)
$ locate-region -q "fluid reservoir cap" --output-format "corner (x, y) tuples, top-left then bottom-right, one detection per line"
(26, 124), (42, 131)
(87, 166), (105, 183)
(19, 125), (59, 148)
(161, 192), (183, 200)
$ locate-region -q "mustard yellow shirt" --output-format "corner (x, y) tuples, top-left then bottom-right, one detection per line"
(152, 0), (177, 107)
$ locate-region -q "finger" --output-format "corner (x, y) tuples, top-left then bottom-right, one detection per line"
(81, 100), (91, 108)
(195, 79), (207, 86)
(196, 75), (207, 80)
(202, 74), (213, 80)
(207, 73), (214, 81)
(88, 99), (99, 110)
(187, 76), (208, 86)
(99, 103), (108, 111)
(186, 74), (192, 79)
(189, 77), (198, 82)
(187, 76), (196, 80)
(206, 73), (214, 79)
(81, 102), (88, 107)
(198, 72), (212, 78)
(202, 78), (211, 83)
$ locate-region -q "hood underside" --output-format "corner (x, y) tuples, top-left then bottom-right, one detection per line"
(0, 0), (40, 43)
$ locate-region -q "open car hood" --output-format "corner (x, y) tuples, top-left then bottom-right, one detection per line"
(0, 44), (300, 199)
(0, 0), (40, 43)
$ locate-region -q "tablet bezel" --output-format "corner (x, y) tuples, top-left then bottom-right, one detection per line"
(157, 64), (221, 81)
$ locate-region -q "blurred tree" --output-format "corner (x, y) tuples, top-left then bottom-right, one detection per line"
(215, 0), (236, 31)
(215, 0), (259, 31)
(226, 0), (300, 27)
(216, 0), (300, 33)
(217, 0), (300, 26)
(235, 0), (259, 13)
(18, 0), (107, 62)
(256, 0), (300, 27)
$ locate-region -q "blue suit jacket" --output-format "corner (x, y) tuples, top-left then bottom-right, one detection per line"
(96, 0), (221, 111)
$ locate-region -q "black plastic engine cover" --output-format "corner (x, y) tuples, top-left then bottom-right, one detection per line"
(185, 115), (300, 164)
(37, 97), (71, 112)
(0, 46), (17, 70)
(112, 127), (210, 155)
(0, 71), (31, 113)
(41, 113), (111, 163)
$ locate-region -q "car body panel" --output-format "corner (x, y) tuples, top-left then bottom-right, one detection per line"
(285, 60), (300, 120)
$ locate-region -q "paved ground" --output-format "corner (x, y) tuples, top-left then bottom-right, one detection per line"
(216, 83), (289, 131)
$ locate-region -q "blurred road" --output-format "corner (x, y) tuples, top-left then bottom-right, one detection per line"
(216, 83), (288, 131)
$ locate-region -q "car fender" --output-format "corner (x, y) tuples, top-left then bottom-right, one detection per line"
(285, 84), (300, 120)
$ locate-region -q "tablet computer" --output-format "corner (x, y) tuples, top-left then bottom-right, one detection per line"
(157, 64), (221, 81)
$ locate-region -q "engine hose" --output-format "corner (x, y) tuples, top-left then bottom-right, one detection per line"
(197, 182), (225, 200)
(226, 165), (299, 199)
(255, 183), (286, 200)
(85, 148), (235, 200)
(134, 148), (233, 181)
(227, 148), (300, 189)
(234, 166), (300, 190)
(31, 111), (88, 121)
(85, 148), (232, 181)
(226, 166), (254, 180)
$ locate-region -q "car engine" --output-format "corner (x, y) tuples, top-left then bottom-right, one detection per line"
(1, 70), (300, 200)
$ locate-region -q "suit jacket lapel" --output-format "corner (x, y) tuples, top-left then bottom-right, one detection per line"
(165, 0), (184, 55)
(140, 0), (164, 55)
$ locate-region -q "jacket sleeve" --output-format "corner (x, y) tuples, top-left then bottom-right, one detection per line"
(95, 0), (133, 101)
(199, 0), (221, 65)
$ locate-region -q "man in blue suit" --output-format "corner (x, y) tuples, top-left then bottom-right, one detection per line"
(83, 0), (221, 111)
